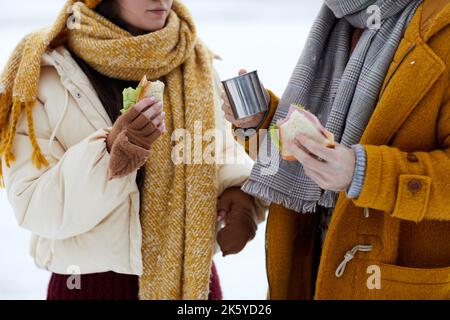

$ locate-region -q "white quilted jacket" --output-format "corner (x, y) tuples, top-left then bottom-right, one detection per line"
(2, 46), (265, 275)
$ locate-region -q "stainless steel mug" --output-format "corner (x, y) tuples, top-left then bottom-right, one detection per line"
(222, 71), (268, 120)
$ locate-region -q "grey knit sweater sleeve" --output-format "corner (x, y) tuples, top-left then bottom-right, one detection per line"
(346, 144), (367, 199)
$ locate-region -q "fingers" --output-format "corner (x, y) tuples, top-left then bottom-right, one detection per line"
(224, 113), (236, 123)
(233, 113), (265, 128)
(221, 101), (235, 121)
(217, 186), (242, 213)
(129, 108), (164, 132)
(152, 112), (165, 128)
(221, 70), (267, 129)
(129, 113), (151, 131)
(159, 123), (167, 134)
(127, 122), (162, 150)
(142, 101), (163, 120)
(216, 187), (259, 256)
(120, 106), (142, 124)
(217, 228), (247, 257)
(294, 134), (334, 161)
(223, 208), (256, 229)
(222, 108), (234, 119)
(222, 109), (235, 122)
(217, 210), (257, 257)
(221, 91), (235, 116)
(146, 128), (163, 145)
(133, 119), (157, 136)
(287, 140), (327, 173)
(223, 111), (265, 129)
(217, 193), (232, 214)
(133, 97), (157, 113)
(217, 209), (227, 222)
(127, 97), (161, 130)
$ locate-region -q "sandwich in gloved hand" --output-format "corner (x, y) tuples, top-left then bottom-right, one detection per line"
(121, 75), (165, 114)
(106, 76), (165, 180)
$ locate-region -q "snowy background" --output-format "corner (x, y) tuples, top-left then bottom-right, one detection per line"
(0, 0), (321, 299)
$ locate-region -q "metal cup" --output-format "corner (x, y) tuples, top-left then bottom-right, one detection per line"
(222, 70), (268, 120)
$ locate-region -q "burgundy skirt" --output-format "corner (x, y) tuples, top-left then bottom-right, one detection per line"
(47, 262), (222, 300)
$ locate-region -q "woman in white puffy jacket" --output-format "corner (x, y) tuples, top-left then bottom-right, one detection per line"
(0, 0), (266, 300)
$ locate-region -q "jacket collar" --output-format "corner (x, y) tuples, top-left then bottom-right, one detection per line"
(360, 0), (449, 145)
(41, 46), (113, 129)
(421, 0), (450, 40)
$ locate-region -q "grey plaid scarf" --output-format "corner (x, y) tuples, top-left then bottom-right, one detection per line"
(242, 0), (422, 213)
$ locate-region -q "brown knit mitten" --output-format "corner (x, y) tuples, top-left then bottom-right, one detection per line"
(217, 187), (258, 256)
(107, 107), (162, 180)
(106, 107), (153, 152)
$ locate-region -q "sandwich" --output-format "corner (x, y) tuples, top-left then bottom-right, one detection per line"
(271, 104), (335, 161)
(121, 75), (165, 114)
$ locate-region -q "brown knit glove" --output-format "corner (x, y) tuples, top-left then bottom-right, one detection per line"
(107, 105), (163, 180)
(217, 187), (258, 257)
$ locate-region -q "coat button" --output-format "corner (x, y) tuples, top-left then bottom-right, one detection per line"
(407, 153), (418, 163)
(408, 180), (422, 192)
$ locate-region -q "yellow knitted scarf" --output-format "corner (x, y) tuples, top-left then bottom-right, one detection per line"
(0, 0), (218, 299)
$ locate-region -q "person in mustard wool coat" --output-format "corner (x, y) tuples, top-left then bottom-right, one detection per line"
(224, 0), (450, 299)
(0, 0), (267, 300)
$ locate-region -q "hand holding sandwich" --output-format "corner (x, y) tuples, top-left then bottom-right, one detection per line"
(287, 135), (356, 192)
(106, 97), (165, 153)
(107, 97), (165, 180)
(107, 76), (166, 180)
(274, 104), (355, 192)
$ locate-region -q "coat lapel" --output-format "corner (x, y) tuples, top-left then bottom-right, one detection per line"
(360, 38), (445, 146)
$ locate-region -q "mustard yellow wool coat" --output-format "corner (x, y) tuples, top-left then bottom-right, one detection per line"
(258, 0), (450, 300)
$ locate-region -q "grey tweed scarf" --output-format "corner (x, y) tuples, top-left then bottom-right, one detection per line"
(242, 0), (422, 213)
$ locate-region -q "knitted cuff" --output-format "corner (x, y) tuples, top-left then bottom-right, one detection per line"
(107, 131), (151, 180)
(346, 144), (367, 199)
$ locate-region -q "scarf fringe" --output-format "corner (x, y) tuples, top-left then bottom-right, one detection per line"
(1, 0), (215, 299)
(0, 157), (4, 189)
(245, 0), (421, 214)
(2, 97), (22, 167)
(0, 97), (49, 188)
(25, 99), (49, 170)
(318, 189), (340, 208)
(0, 0), (80, 177)
(0, 90), (10, 122)
(0, 92), (10, 189)
(242, 179), (338, 214)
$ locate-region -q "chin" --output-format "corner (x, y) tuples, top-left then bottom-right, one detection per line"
(142, 21), (167, 32)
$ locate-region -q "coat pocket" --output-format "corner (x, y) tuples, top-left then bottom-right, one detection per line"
(354, 260), (450, 300)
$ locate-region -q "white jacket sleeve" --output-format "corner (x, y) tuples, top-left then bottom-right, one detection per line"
(213, 69), (269, 223)
(2, 99), (138, 240)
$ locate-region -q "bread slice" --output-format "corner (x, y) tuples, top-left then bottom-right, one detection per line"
(277, 105), (335, 161)
(137, 75), (165, 102)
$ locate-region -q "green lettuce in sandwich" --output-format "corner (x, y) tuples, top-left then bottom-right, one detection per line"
(121, 75), (165, 114)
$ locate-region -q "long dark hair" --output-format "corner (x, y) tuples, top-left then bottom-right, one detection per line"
(68, 1), (146, 190)
(95, 0), (135, 33)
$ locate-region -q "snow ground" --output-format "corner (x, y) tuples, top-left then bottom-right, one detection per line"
(0, 0), (321, 300)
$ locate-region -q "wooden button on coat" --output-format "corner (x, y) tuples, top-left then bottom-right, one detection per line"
(407, 153), (419, 163)
(408, 180), (422, 192)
